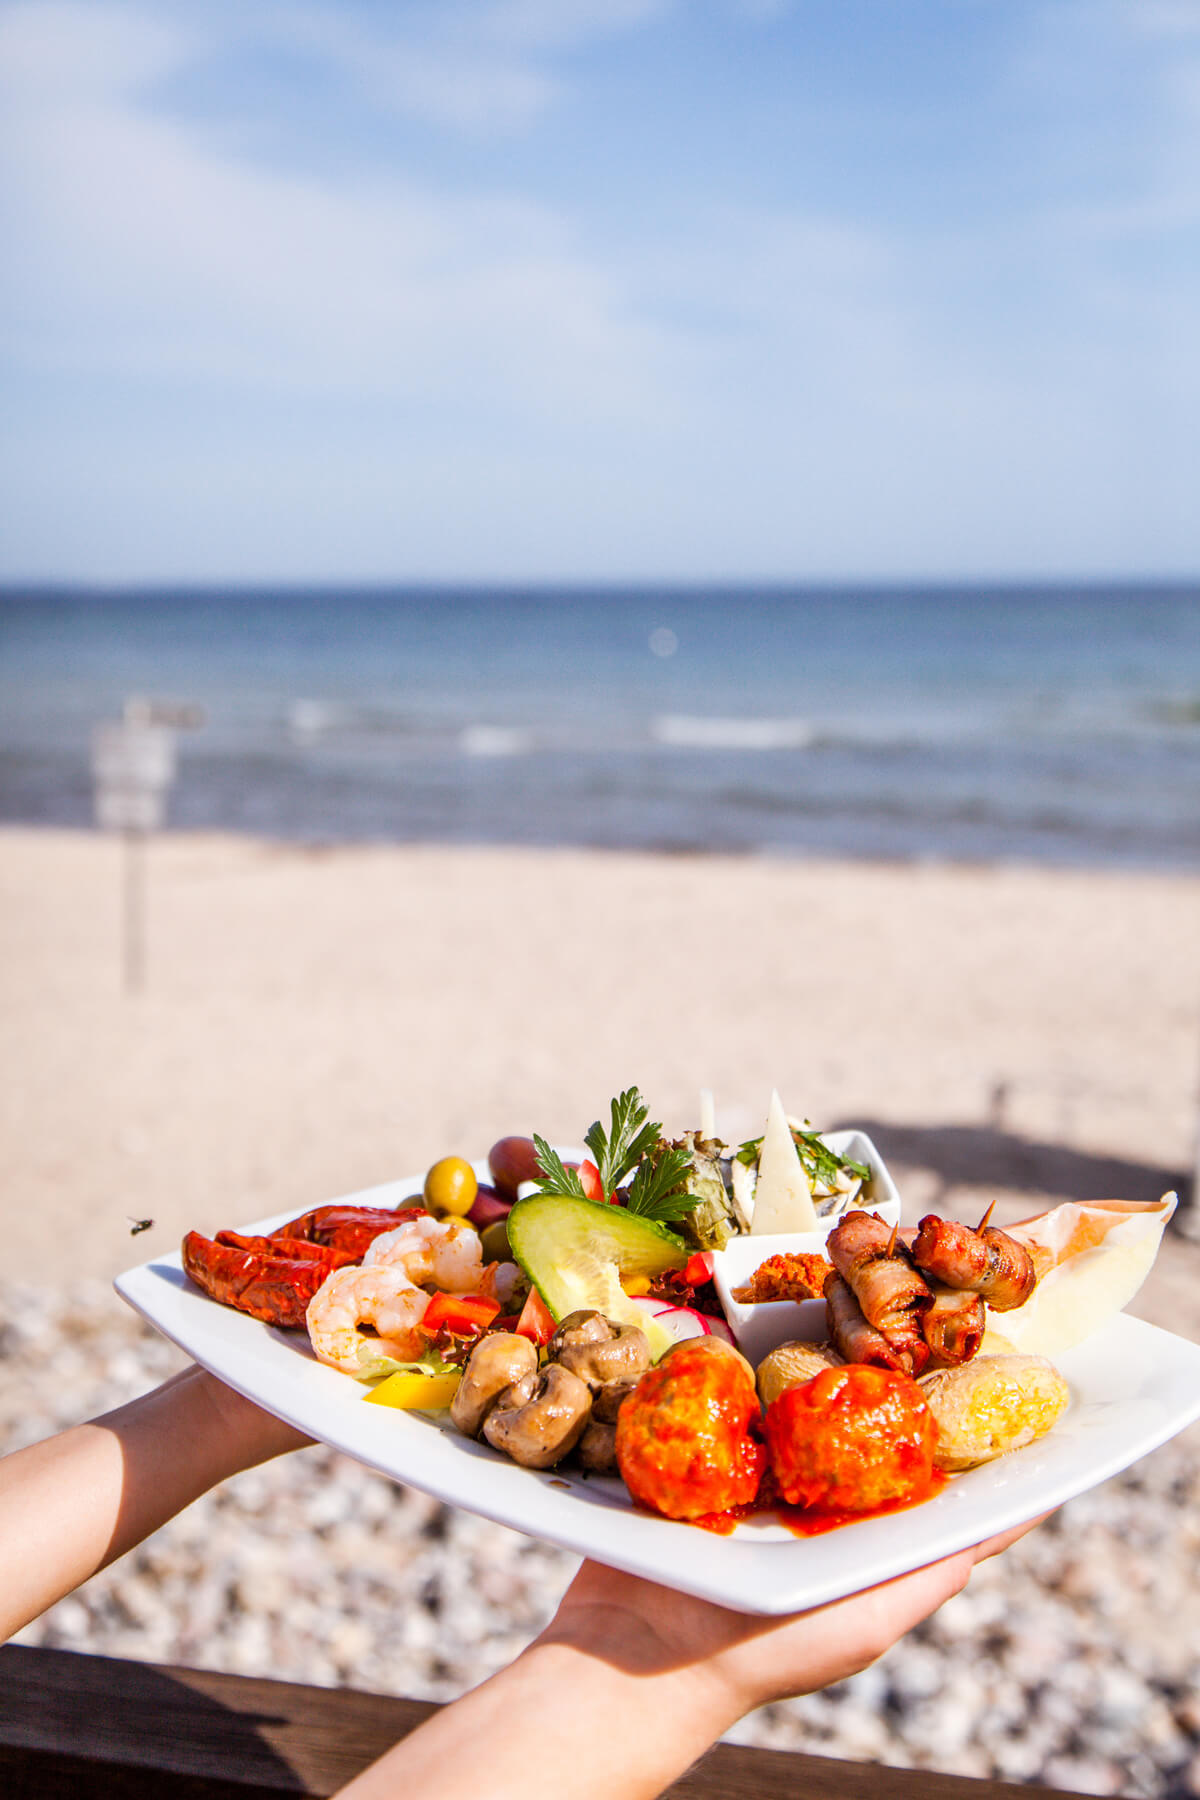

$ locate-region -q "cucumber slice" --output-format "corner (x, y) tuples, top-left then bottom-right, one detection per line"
(506, 1195), (689, 1358)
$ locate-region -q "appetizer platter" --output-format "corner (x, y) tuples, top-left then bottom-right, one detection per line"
(116, 1088), (1200, 1616)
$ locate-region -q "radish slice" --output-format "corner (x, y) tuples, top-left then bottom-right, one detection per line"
(631, 1297), (735, 1346)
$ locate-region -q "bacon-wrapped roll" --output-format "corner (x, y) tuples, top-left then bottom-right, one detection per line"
(824, 1272), (911, 1371)
(826, 1211), (933, 1375)
(921, 1282), (986, 1368)
(912, 1215), (1036, 1312)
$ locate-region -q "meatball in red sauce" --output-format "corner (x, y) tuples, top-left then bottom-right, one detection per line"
(616, 1337), (765, 1521)
(763, 1364), (938, 1515)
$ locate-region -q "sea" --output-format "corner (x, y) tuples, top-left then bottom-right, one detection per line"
(2, 584), (1198, 869)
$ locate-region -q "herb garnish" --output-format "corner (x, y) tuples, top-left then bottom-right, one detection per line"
(736, 1121), (869, 1188)
(366, 1344), (462, 1379)
(625, 1143), (697, 1224)
(533, 1087), (700, 1225)
(585, 1087), (662, 1195)
(531, 1137), (587, 1198)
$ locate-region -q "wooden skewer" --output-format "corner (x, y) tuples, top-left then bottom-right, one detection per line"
(886, 1220), (900, 1257)
(977, 1200), (997, 1232)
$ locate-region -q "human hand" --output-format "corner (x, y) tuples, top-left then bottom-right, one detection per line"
(334, 1516), (1047, 1800)
(542, 1514), (1048, 1729)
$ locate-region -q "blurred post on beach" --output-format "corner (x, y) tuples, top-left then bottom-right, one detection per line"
(89, 698), (205, 993)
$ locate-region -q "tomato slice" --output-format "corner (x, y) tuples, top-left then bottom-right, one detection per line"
(579, 1159), (607, 1203)
(420, 1292), (501, 1336)
(514, 1285), (557, 1346)
(684, 1253), (714, 1286)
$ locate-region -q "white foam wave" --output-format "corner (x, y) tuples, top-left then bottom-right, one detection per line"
(288, 698), (336, 739)
(459, 725), (533, 757)
(652, 714), (815, 751)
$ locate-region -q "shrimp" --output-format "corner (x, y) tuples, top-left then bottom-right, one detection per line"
(362, 1214), (487, 1293)
(306, 1263), (431, 1377)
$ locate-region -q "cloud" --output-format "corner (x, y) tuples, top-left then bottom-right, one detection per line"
(215, 0), (674, 135)
(1122, 0), (1200, 40)
(0, 0), (685, 432)
(0, 1), (194, 99)
(299, 0), (674, 130)
(1, 0), (1197, 578)
(478, 0), (673, 50)
(343, 43), (558, 133)
(274, 6), (562, 134)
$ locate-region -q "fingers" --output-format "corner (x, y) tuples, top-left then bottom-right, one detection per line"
(969, 1511), (1054, 1564)
(559, 1513), (1050, 1720)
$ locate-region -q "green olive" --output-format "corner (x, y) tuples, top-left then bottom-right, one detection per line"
(423, 1156), (478, 1218)
(479, 1218), (513, 1263)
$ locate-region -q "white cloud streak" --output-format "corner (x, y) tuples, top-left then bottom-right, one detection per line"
(0, 0), (1196, 578)
(0, 1), (684, 432)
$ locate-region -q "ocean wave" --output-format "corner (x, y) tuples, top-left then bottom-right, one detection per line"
(459, 725), (533, 757)
(652, 715), (816, 751)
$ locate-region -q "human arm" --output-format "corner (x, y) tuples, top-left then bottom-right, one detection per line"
(335, 1518), (1044, 1800)
(0, 1366), (308, 1641)
(0, 1362), (1043, 1799)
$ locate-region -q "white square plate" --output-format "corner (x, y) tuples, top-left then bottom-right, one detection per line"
(116, 1169), (1200, 1617)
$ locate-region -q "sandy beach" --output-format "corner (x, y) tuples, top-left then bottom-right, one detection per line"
(2, 825), (1196, 1307)
(5, 825), (1200, 1796)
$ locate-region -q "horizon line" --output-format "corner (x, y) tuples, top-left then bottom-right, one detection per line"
(2, 574), (1198, 598)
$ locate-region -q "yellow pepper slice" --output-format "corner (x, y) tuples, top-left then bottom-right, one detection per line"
(364, 1369), (461, 1411)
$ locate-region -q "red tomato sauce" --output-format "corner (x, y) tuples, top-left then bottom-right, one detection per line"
(773, 1468), (947, 1537)
(681, 1468), (946, 1537)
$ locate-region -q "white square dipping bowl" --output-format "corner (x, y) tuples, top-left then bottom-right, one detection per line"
(712, 1129), (901, 1366)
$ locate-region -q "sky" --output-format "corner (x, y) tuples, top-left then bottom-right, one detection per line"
(1, 0), (1197, 584)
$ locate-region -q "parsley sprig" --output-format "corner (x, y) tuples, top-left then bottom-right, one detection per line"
(533, 1086), (700, 1226)
(585, 1088), (661, 1196)
(626, 1143), (697, 1224)
(532, 1137), (587, 1198)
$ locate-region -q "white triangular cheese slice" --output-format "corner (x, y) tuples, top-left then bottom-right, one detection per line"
(749, 1090), (819, 1233)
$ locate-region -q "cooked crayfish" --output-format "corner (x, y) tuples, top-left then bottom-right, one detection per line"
(182, 1205), (422, 1328)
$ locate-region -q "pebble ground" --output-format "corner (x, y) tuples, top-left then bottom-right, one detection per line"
(7, 1283), (1200, 1799)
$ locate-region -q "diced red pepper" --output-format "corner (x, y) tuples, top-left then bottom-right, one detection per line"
(514, 1285), (557, 1346)
(684, 1252), (714, 1286)
(420, 1292), (501, 1337)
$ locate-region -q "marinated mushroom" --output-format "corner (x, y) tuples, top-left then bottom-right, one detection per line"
(592, 1377), (640, 1424)
(451, 1331), (539, 1438)
(548, 1310), (651, 1390)
(576, 1377), (640, 1475)
(578, 1419), (618, 1474)
(483, 1363), (592, 1469)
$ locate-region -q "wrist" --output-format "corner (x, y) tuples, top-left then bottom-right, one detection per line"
(533, 1589), (746, 1742)
(188, 1368), (311, 1472)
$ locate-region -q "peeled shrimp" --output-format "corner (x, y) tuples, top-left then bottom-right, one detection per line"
(362, 1214), (486, 1293)
(306, 1263), (431, 1377)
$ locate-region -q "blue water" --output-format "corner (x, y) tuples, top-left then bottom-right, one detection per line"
(2, 585), (1198, 867)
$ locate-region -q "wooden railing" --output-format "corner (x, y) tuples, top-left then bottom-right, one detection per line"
(1, 1644), (1087, 1799)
